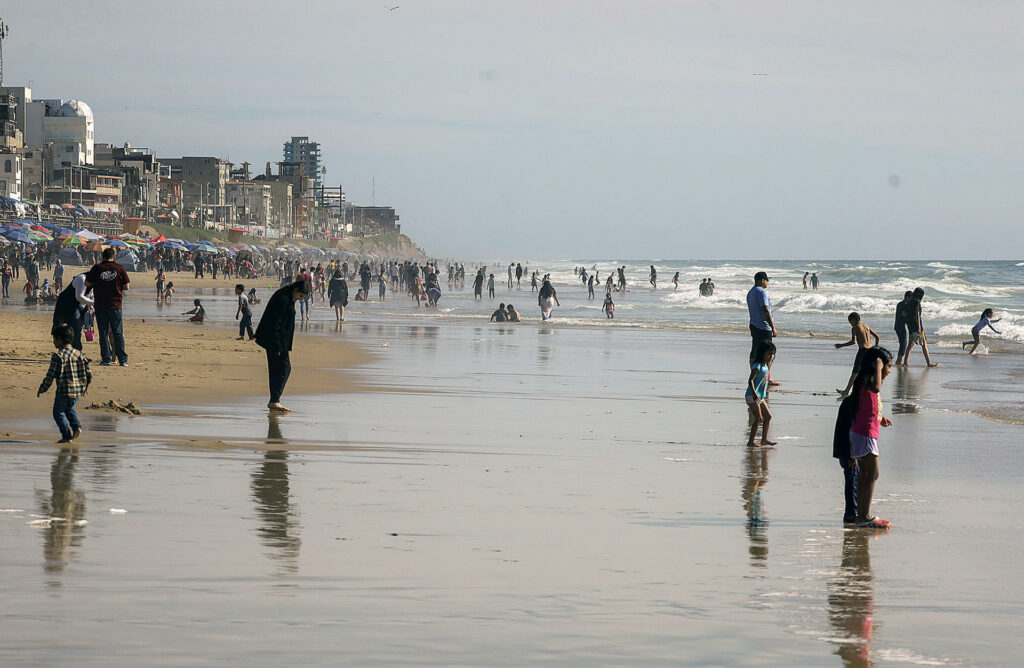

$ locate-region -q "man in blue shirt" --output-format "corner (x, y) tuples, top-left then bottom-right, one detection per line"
(746, 271), (777, 364)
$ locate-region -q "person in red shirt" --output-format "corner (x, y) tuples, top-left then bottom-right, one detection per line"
(85, 248), (131, 366)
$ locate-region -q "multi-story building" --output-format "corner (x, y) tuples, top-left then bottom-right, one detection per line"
(344, 205), (400, 236)
(0, 86), (32, 138)
(18, 145), (48, 202)
(161, 156), (231, 225)
(45, 165), (122, 212)
(226, 179), (272, 232)
(0, 150), (22, 200)
(25, 98), (95, 169)
(282, 136), (323, 197)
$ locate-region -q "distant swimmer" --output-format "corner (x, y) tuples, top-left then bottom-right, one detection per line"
(962, 308), (1001, 354)
(531, 271), (539, 292)
(699, 278), (708, 296)
(617, 266), (627, 292)
(506, 303), (521, 322)
(672, 272), (680, 290)
(835, 312), (880, 398)
(811, 272), (819, 290)
(538, 278), (560, 321)
(587, 274), (596, 300)
(649, 265), (657, 289)
(706, 277), (715, 296)
(803, 272), (809, 290)
(490, 302), (508, 322)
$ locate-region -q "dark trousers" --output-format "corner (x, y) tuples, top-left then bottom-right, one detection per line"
(96, 308), (127, 364)
(839, 456), (859, 523)
(2, 276), (9, 297)
(894, 326), (908, 361)
(266, 349), (291, 404)
(749, 325), (773, 364)
(53, 394), (81, 441)
(239, 312), (254, 339)
(68, 307), (85, 351)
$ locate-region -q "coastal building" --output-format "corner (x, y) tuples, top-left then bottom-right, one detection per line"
(226, 179), (272, 232)
(25, 98), (95, 169)
(44, 165), (122, 213)
(0, 150), (21, 199)
(344, 205), (400, 236)
(161, 155), (231, 225)
(0, 85), (30, 147)
(18, 145), (48, 202)
(282, 136), (323, 198)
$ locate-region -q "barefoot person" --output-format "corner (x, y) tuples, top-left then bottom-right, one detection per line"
(835, 312), (880, 398)
(745, 341), (777, 447)
(848, 347), (894, 529)
(904, 287), (938, 367)
(254, 280), (308, 412)
(963, 308), (1001, 354)
(37, 324), (91, 443)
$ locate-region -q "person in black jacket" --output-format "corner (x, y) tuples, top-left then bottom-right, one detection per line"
(328, 270), (349, 322)
(254, 280), (308, 412)
(833, 394), (858, 525)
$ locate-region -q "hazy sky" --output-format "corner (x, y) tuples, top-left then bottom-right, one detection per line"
(6, 1), (1023, 259)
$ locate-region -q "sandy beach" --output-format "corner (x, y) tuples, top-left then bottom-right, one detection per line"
(0, 308), (368, 426)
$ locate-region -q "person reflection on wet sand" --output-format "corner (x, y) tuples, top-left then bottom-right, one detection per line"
(250, 417), (301, 573)
(742, 444), (770, 566)
(36, 448), (87, 575)
(827, 530), (882, 667)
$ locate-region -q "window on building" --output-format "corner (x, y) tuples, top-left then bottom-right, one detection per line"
(66, 145), (75, 152)
(3, 160), (10, 173)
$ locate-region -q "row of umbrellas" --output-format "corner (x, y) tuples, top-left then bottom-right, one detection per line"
(2, 219), (376, 261)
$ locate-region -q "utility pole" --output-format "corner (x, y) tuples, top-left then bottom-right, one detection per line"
(0, 18), (9, 86)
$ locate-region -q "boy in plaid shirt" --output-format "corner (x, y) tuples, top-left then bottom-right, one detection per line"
(37, 324), (92, 443)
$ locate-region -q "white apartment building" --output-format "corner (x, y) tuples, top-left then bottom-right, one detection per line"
(25, 98), (95, 168)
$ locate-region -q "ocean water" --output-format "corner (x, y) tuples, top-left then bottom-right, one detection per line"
(406, 259), (1024, 350)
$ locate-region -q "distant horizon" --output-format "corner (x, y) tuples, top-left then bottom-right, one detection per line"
(6, 1), (1023, 259)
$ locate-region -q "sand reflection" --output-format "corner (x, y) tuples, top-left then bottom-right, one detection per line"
(827, 531), (880, 667)
(742, 445), (770, 566)
(250, 417), (301, 573)
(36, 448), (87, 576)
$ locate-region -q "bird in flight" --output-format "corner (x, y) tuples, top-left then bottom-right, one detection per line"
(385, 4), (399, 10)
(753, 73), (768, 76)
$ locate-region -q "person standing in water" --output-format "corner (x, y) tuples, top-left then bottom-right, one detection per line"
(904, 287), (938, 367)
(672, 272), (679, 290)
(538, 278), (560, 321)
(848, 347), (893, 529)
(962, 308), (1001, 354)
(893, 291), (913, 365)
(803, 272), (809, 290)
(811, 272), (819, 290)
(649, 265), (657, 289)
(254, 280), (308, 413)
(835, 312), (880, 398)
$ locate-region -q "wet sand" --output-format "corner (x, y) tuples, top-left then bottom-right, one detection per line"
(1, 291), (1023, 665)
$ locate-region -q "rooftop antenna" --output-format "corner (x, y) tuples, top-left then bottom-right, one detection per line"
(0, 18), (9, 86)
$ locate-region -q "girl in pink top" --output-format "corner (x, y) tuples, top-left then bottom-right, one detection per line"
(849, 347), (893, 528)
